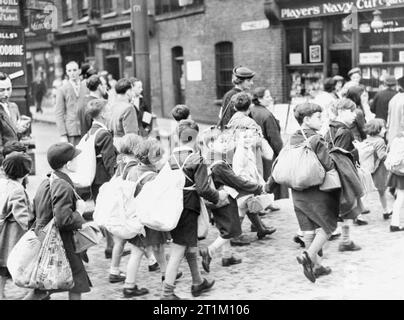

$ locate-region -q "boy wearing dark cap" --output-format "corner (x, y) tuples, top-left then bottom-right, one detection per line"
(218, 66), (255, 128)
(26, 143), (91, 300)
(0, 152), (33, 300)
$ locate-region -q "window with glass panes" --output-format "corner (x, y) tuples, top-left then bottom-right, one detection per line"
(155, 0), (204, 15)
(78, 0), (89, 18)
(215, 42), (234, 99)
(103, 0), (114, 14)
(62, 0), (73, 21)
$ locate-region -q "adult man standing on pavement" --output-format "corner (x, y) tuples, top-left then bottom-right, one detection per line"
(129, 77), (152, 137)
(0, 72), (31, 165)
(371, 75), (398, 122)
(387, 77), (404, 145)
(55, 61), (84, 146)
(108, 78), (139, 144)
(218, 66), (255, 128)
(78, 75), (108, 138)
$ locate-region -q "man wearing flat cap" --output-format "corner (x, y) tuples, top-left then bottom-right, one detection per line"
(218, 66), (255, 128)
(371, 75), (398, 121)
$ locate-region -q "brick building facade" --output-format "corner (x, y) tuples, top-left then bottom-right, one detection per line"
(26, 0), (285, 124)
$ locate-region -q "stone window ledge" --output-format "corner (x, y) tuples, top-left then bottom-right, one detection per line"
(155, 6), (205, 22)
(102, 12), (118, 19)
(62, 20), (73, 27)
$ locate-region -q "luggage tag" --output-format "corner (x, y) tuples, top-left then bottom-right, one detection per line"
(223, 186), (239, 199)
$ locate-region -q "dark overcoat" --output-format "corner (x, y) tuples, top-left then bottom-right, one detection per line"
(33, 171), (90, 293)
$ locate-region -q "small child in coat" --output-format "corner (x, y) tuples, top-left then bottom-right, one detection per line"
(0, 152), (33, 300)
(362, 119), (391, 219)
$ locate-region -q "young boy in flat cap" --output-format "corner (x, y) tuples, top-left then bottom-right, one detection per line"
(26, 143), (91, 300)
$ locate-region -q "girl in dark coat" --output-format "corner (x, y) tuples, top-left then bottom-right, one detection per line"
(250, 87), (289, 202)
(162, 120), (228, 300)
(26, 143), (90, 300)
(291, 103), (339, 283)
(0, 152), (33, 300)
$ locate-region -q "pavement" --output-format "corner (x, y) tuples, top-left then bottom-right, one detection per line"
(3, 115), (404, 300)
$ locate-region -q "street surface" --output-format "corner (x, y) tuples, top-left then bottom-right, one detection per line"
(5, 121), (404, 300)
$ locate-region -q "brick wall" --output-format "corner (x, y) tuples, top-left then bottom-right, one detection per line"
(150, 0), (285, 123)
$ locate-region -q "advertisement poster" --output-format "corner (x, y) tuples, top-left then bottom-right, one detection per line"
(309, 45), (321, 63)
(0, 28), (27, 87)
(0, 0), (20, 26)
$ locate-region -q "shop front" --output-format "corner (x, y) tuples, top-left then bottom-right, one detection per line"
(97, 26), (133, 80)
(276, 0), (404, 99)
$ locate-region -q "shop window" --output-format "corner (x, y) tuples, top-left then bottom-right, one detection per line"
(155, 0), (204, 15)
(103, 0), (115, 14)
(172, 46), (185, 105)
(62, 0), (73, 22)
(331, 18), (352, 44)
(215, 42), (234, 99)
(78, 0), (89, 18)
(286, 26), (323, 65)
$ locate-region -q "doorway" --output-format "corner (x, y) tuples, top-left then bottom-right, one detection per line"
(172, 47), (185, 105)
(329, 50), (352, 80)
(105, 56), (121, 81)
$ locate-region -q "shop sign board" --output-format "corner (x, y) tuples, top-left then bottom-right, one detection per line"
(0, 28), (27, 86)
(280, 0), (404, 20)
(359, 52), (383, 64)
(0, 0), (21, 26)
(101, 29), (131, 41)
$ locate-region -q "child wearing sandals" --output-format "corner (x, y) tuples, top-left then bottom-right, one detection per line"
(291, 103), (339, 283)
(198, 134), (265, 272)
(362, 119), (391, 220)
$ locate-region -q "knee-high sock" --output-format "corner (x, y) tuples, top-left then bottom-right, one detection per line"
(185, 248), (203, 286)
(208, 236), (229, 258)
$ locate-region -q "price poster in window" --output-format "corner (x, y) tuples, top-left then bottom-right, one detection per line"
(309, 45), (321, 63)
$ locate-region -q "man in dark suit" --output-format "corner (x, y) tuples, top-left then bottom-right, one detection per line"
(77, 75), (108, 138)
(129, 77), (152, 137)
(0, 72), (31, 165)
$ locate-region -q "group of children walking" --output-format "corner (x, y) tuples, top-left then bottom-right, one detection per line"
(0, 81), (403, 299)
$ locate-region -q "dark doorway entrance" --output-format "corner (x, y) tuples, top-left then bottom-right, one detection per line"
(105, 56), (120, 81)
(172, 46), (185, 105)
(329, 50), (352, 80)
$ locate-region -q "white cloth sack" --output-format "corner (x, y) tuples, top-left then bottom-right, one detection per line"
(93, 170), (152, 239)
(69, 128), (105, 188)
(7, 230), (42, 288)
(136, 154), (194, 232)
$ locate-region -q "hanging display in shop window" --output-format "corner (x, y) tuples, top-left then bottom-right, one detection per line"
(359, 52), (383, 63)
(309, 45), (322, 63)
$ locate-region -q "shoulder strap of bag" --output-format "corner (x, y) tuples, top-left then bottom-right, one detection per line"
(172, 152), (195, 184)
(217, 99), (233, 129)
